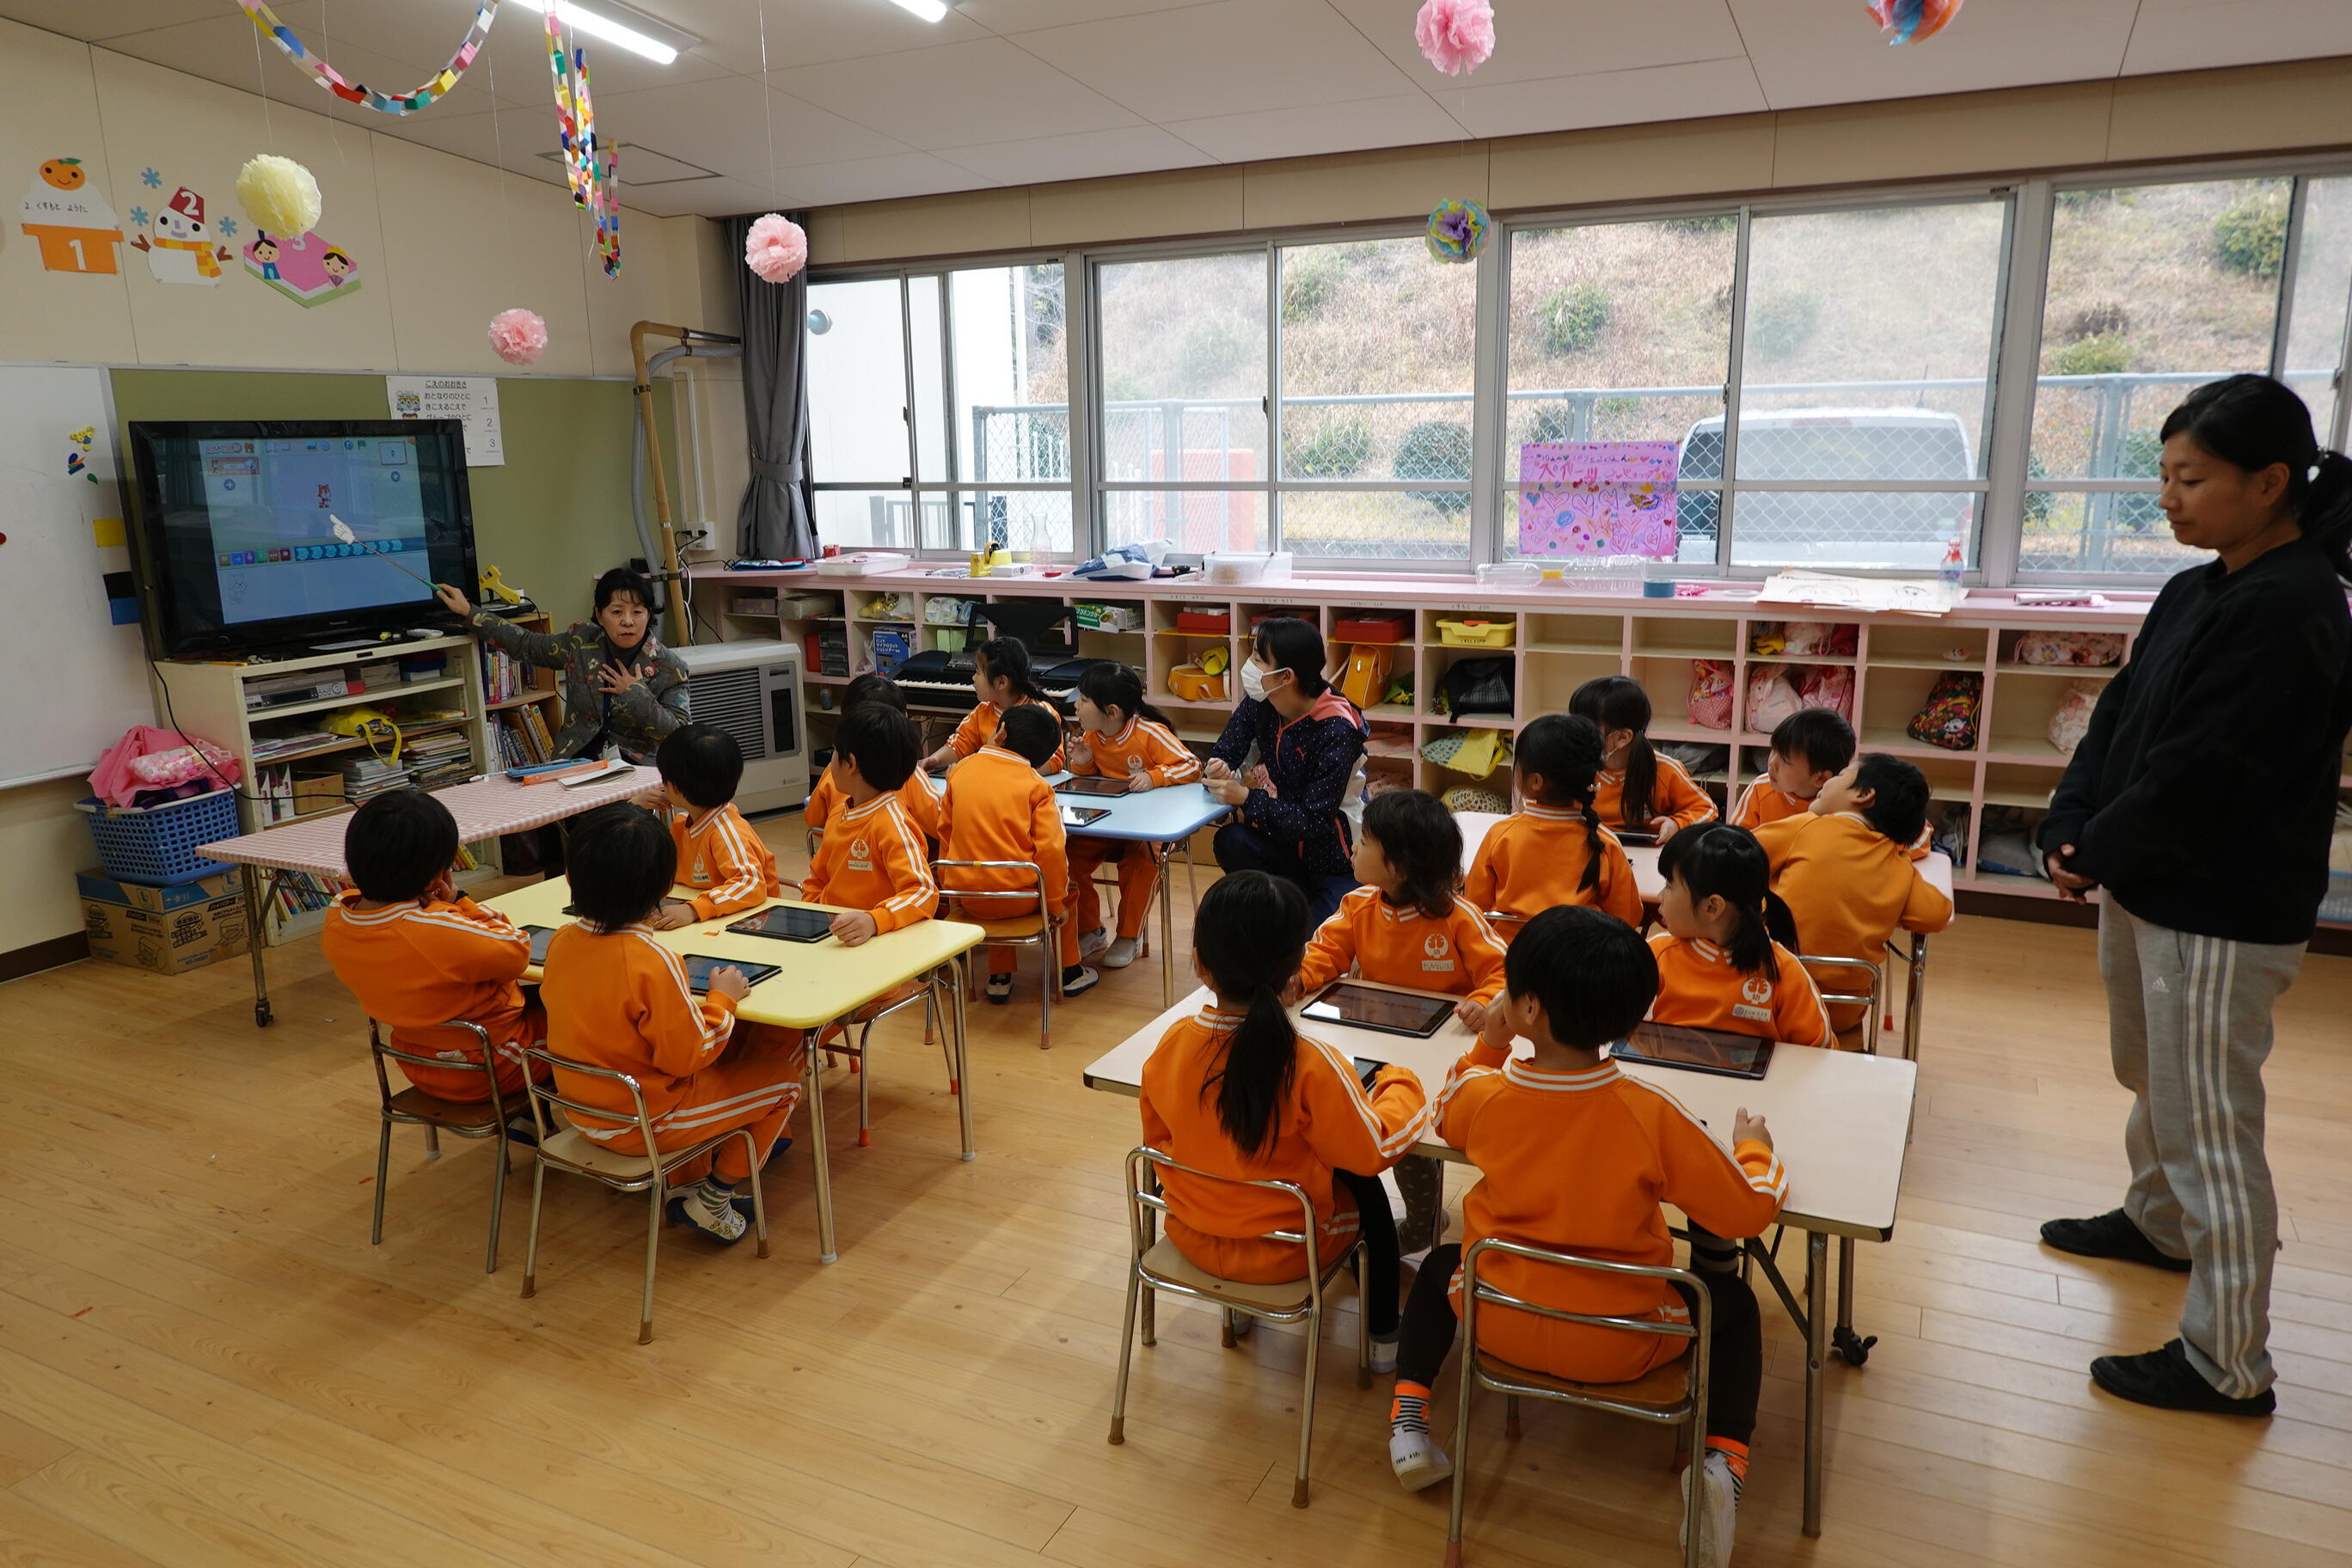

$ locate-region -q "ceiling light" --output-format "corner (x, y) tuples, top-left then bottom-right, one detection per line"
(553, 1), (679, 63)
(885, 0), (952, 21)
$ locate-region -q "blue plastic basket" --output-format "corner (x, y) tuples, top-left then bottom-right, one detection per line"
(76, 788), (241, 885)
(2321, 872), (2352, 927)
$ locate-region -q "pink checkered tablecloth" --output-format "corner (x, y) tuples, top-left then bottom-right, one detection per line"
(198, 764), (659, 878)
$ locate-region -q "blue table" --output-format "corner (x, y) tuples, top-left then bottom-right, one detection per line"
(1051, 778), (1230, 1006)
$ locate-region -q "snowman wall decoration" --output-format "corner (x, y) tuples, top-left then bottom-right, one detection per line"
(131, 187), (230, 285)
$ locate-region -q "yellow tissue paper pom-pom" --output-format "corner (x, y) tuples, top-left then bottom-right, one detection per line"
(236, 154), (322, 239)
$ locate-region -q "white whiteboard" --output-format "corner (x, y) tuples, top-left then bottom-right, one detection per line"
(0, 365), (154, 791)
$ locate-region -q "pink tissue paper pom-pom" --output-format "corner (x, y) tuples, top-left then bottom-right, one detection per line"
(745, 213), (808, 284)
(487, 308), (548, 366)
(1415, 0), (1495, 77)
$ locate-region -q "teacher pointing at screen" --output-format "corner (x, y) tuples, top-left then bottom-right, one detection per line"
(1204, 616), (1369, 928)
(2036, 375), (2352, 1418)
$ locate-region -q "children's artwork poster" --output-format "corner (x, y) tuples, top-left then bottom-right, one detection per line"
(1515, 440), (1680, 558)
(128, 181), (231, 286)
(243, 229), (362, 306)
(385, 376), (505, 466)
(19, 157), (124, 275)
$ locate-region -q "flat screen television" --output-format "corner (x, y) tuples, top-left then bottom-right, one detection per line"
(127, 420), (479, 659)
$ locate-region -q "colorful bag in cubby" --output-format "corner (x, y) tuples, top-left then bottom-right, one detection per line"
(1686, 659), (1734, 730)
(2013, 629), (2123, 667)
(1905, 671), (1983, 750)
(2049, 679), (2102, 755)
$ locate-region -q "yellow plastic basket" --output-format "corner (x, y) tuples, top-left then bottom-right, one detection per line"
(1436, 616), (1516, 648)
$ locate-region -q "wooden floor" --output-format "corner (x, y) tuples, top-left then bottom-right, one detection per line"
(3, 822), (2350, 1568)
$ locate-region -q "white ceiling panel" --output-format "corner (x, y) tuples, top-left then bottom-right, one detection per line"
(769, 36), (1143, 150)
(937, 124), (1215, 185)
(1730, 0), (2141, 110)
(593, 74), (913, 176)
(1014, 0), (1419, 122)
(0, 0), (223, 40)
(657, 0), (993, 64)
(1326, 0), (1749, 89)
(1164, 92), (1467, 164)
(378, 102), (609, 187)
(621, 172), (782, 219)
(1436, 55), (1770, 141)
(767, 150), (997, 207)
(959, 0), (1213, 30)
(2122, 0), (2352, 76)
(96, 13), (483, 117)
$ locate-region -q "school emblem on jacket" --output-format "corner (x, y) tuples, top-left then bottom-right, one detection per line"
(1125, 754), (1142, 770)
(690, 854), (711, 885)
(1422, 932), (1454, 972)
(1733, 973), (1774, 1022)
(848, 837), (873, 872)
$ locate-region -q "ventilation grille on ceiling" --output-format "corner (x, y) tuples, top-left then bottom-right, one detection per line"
(684, 667), (771, 762)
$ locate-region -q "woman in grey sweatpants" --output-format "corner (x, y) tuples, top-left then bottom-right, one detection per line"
(2037, 375), (2352, 1417)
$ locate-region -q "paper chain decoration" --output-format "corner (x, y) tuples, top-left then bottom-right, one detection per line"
(542, 1), (622, 277)
(236, 0), (501, 114)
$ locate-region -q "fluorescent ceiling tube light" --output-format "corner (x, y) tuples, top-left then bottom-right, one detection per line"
(886, 0), (952, 21)
(553, 1), (679, 63)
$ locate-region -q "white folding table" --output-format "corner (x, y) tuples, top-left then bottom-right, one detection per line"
(1051, 779), (1230, 1008)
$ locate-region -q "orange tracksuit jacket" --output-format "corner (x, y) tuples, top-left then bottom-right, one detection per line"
(1068, 714), (1200, 943)
(665, 802), (784, 920)
(322, 891), (542, 1099)
(1140, 1005), (1431, 1282)
(1464, 804), (1644, 934)
(951, 696), (1066, 773)
(1750, 810), (1955, 1029)
(1435, 1040), (1787, 1382)
(1733, 780), (1932, 860)
(1646, 932), (1835, 1050)
(1297, 886), (1508, 1006)
(807, 769), (941, 842)
(1596, 753), (1718, 834)
(938, 745), (1076, 969)
(799, 791), (939, 933)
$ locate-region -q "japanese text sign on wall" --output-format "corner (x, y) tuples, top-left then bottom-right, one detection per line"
(1516, 440), (1679, 558)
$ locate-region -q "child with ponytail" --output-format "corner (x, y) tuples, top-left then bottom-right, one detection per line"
(1138, 871), (1430, 1369)
(1571, 674), (1718, 842)
(922, 636), (1065, 775)
(1650, 822), (1834, 1050)
(1465, 714), (1642, 937)
(1066, 662), (1200, 969)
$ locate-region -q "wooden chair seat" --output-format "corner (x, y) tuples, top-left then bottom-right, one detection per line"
(1472, 1348), (1692, 1411)
(960, 913), (1050, 941)
(385, 1086), (503, 1131)
(1137, 1236), (1357, 1314)
(536, 1126), (659, 1181)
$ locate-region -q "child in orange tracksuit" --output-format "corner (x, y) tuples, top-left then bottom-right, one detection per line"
(919, 635), (1067, 776)
(1734, 706), (1932, 860)
(1065, 663), (1200, 971)
(805, 674), (942, 842)
(1751, 753), (1955, 1043)
(630, 722), (784, 928)
(542, 802), (804, 1246)
(938, 703), (1098, 1003)
(1140, 870), (1431, 1369)
(1571, 674), (1718, 842)
(1650, 822), (1834, 1050)
(322, 788), (545, 1136)
(1464, 714), (1643, 937)
(799, 704), (939, 946)
(1387, 906), (1785, 1568)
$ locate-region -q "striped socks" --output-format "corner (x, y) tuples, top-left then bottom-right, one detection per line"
(1708, 1437), (1749, 1493)
(1391, 1381), (1433, 1436)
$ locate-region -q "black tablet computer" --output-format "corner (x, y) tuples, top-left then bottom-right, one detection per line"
(521, 924), (560, 965)
(1612, 1020), (1773, 1080)
(1060, 803), (1111, 829)
(1056, 775), (1130, 798)
(1352, 1056), (1385, 1089)
(726, 905), (833, 942)
(1301, 983), (1454, 1039)
(1612, 827), (1661, 848)
(680, 953), (782, 993)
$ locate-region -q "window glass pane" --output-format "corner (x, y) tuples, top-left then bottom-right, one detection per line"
(806, 279), (907, 484)
(2018, 490), (2196, 576)
(1102, 489), (1265, 554)
(813, 488), (928, 550)
(2284, 176), (2352, 444)
(909, 275), (948, 483)
(1504, 217), (1735, 560)
(952, 264), (1069, 484)
(1097, 254), (1267, 483)
(949, 489), (1073, 556)
(1277, 237), (1474, 558)
(1727, 492), (1978, 570)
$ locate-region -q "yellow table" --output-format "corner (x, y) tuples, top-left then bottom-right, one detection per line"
(487, 879), (986, 1263)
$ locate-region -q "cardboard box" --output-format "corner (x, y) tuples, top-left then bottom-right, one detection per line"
(1074, 603), (1142, 633)
(78, 869), (250, 976)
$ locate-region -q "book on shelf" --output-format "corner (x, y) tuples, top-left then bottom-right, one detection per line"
(266, 870), (343, 929)
(518, 703), (556, 762)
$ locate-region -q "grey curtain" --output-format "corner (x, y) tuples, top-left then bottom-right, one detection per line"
(727, 212), (817, 560)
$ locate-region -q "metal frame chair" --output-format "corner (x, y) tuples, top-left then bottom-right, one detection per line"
(811, 980), (945, 1145)
(1795, 952), (1886, 1055)
(936, 856), (1063, 1050)
(1447, 1238), (1713, 1568)
(1791, 950), (1895, 1369)
(516, 1044), (770, 1344)
(1886, 932), (1931, 1061)
(367, 1019), (515, 1274)
(1108, 1146), (1370, 1508)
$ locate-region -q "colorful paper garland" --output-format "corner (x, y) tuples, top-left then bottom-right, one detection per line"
(542, 1), (622, 278)
(236, 0), (501, 115)
(1426, 199), (1490, 263)
(1866, 0), (1965, 45)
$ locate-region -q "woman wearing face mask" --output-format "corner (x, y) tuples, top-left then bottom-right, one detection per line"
(1204, 616), (1369, 927)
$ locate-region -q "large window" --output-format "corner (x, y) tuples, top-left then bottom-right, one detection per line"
(807, 156), (2352, 584)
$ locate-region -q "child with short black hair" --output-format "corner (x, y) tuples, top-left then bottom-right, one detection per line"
(806, 674), (942, 840)
(1464, 714), (1642, 937)
(1751, 753), (1954, 1042)
(1732, 707), (1854, 830)
(1387, 905), (1783, 1568)
(322, 789), (544, 1129)
(1651, 822), (1833, 1050)
(921, 636), (1066, 775)
(1571, 674), (1718, 842)
(799, 703), (938, 946)
(939, 702), (1096, 1001)
(542, 803), (802, 1245)
(634, 722), (782, 929)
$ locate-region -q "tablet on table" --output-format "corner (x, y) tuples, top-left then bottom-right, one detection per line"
(726, 905), (834, 943)
(1300, 982), (1454, 1039)
(1610, 1020), (1773, 1080)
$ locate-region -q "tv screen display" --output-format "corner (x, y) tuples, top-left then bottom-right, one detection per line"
(129, 420), (478, 658)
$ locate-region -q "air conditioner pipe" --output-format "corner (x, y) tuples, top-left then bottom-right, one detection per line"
(629, 320), (742, 646)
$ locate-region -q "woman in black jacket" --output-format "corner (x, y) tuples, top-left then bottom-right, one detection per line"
(2037, 375), (2352, 1417)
